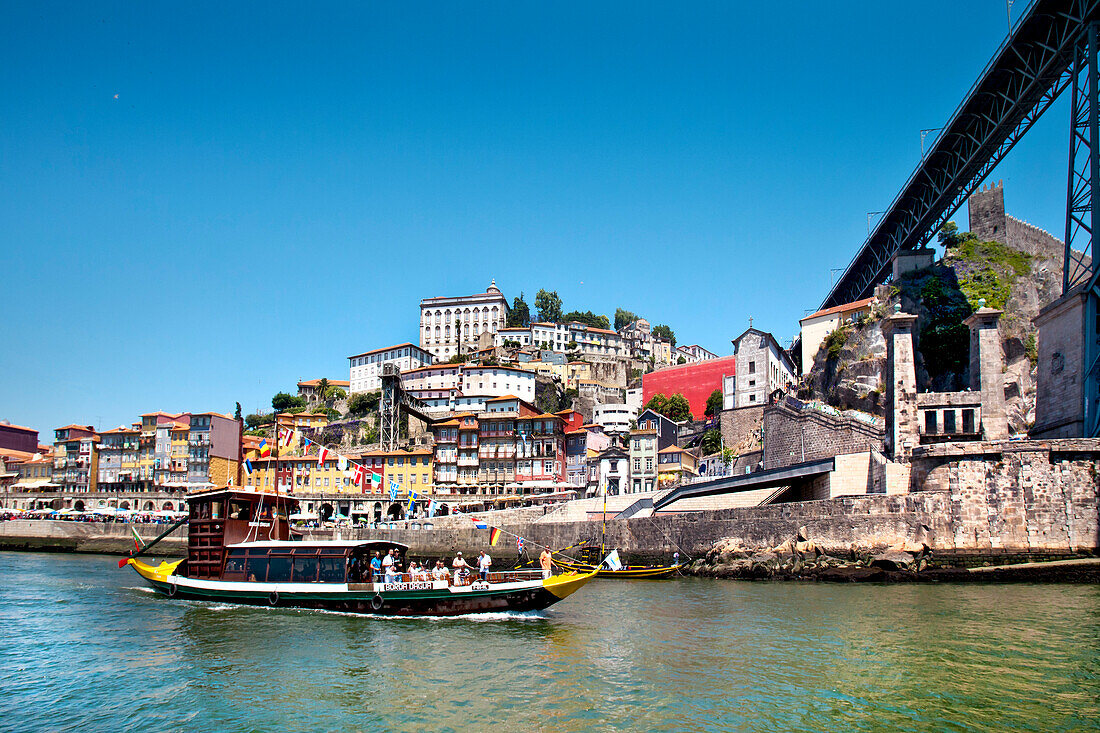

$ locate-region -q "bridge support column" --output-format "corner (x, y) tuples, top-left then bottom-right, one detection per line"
(1040, 21), (1100, 438)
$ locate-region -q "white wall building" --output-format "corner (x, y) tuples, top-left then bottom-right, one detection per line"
(567, 322), (624, 357)
(731, 328), (797, 407)
(493, 327), (532, 348)
(676, 344), (718, 363)
(798, 297), (876, 375)
(348, 343), (434, 394)
(593, 403), (637, 435)
(531, 322), (570, 352)
(402, 363), (537, 412)
(419, 280), (509, 360)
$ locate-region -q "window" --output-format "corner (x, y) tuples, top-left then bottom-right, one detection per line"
(646, 458), (653, 472)
(748, 361), (756, 374)
(634, 458), (641, 472)
(944, 410), (957, 434)
(423, 473), (429, 483)
(925, 411), (938, 434)
(962, 409), (975, 433)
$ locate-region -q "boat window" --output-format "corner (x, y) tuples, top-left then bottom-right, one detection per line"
(211, 501), (222, 520)
(228, 500), (252, 520)
(317, 557), (345, 583)
(244, 557), (268, 582)
(293, 556), (318, 582)
(266, 556), (292, 582)
(223, 552), (247, 580)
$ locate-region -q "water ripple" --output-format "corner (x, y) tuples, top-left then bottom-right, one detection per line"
(0, 555), (1097, 732)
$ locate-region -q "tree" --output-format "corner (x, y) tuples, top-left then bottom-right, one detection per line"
(347, 391), (380, 416)
(614, 308), (638, 330)
(705, 389), (723, 418)
(272, 392), (306, 412)
(652, 324), (676, 348)
(701, 428), (722, 456)
(937, 221), (965, 249)
(643, 394), (668, 416)
(507, 292), (531, 328)
(664, 393), (692, 421)
(234, 402), (242, 421)
(535, 289), (563, 323)
(562, 310), (610, 330)
(245, 412), (274, 429)
(316, 378), (330, 401)
(446, 353), (468, 364)
(677, 355), (687, 365)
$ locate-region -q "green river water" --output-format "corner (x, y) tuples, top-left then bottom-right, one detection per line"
(0, 552), (1097, 732)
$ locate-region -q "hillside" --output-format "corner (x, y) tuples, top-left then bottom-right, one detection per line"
(798, 224), (1066, 433)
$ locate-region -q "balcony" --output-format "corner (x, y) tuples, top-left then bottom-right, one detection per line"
(457, 457), (479, 467)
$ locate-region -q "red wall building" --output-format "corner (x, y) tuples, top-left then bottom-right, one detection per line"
(642, 356), (737, 420)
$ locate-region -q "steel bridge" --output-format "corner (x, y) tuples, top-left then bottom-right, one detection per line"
(821, 0), (1100, 436)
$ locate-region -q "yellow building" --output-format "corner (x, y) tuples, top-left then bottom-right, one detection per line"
(657, 445), (699, 486)
(513, 360), (593, 390)
(277, 412), (330, 431)
(243, 448), (434, 497)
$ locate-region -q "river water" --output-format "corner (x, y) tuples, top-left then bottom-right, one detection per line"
(0, 552), (1097, 732)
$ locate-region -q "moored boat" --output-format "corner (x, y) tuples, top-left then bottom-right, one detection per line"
(123, 487), (594, 616)
(551, 556), (684, 579)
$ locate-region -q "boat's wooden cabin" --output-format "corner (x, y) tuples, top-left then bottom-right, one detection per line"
(221, 540), (409, 584)
(185, 488), (298, 579)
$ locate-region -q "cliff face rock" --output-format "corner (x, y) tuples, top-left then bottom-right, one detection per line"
(800, 227), (1058, 433)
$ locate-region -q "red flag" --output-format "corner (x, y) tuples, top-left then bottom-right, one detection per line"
(353, 464), (365, 491)
(317, 447), (329, 465)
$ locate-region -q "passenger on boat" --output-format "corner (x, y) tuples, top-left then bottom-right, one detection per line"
(370, 552), (383, 581)
(382, 549), (394, 578)
(384, 562), (398, 583)
(432, 561), (450, 582)
(540, 549), (553, 580)
(411, 562), (430, 581)
(452, 552), (469, 585)
(478, 551), (492, 581)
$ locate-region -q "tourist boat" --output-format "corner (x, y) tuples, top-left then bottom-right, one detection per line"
(551, 552), (684, 579)
(123, 487), (594, 616)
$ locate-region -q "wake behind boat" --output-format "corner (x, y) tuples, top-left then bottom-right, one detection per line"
(123, 487), (594, 616)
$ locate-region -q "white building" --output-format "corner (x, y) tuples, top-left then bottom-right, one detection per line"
(730, 328), (797, 407)
(348, 343), (434, 393)
(402, 363), (537, 413)
(625, 387), (643, 412)
(676, 344), (718, 363)
(567, 322), (624, 357)
(493, 327), (532, 348)
(593, 403), (636, 435)
(419, 280), (510, 360)
(798, 297), (876, 375)
(531, 322), (570, 352)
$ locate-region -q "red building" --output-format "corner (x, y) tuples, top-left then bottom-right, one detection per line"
(642, 355), (736, 420)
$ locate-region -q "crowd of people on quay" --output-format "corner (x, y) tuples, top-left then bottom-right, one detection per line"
(0, 508), (186, 524)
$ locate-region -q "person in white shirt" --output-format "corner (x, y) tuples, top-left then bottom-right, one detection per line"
(451, 552), (468, 585)
(477, 551), (492, 581)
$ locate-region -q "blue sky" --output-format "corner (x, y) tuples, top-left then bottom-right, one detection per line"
(0, 1), (1073, 437)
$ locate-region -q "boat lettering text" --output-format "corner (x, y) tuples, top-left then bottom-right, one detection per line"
(382, 582), (434, 591)
(247, 521), (272, 528)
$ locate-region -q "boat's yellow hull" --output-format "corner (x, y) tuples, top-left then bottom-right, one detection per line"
(552, 559), (684, 578)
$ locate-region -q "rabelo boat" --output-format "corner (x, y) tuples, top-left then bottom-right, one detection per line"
(123, 487), (594, 616)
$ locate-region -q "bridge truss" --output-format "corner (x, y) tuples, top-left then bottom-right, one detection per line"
(821, 0), (1100, 436)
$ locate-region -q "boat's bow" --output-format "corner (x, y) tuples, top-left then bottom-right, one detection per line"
(125, 557), (184, 585)
(543, 569), (598, 600)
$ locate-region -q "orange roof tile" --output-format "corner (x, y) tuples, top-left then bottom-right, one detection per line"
(0, 423), (37, 433)
(485, 395), (521, 402)
(801, 297), (876, 323)
(297, 378), (350, 387)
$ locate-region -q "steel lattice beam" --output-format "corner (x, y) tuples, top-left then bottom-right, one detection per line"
(1063, 22), (1100, 436)
(822, 0), (1100, 310)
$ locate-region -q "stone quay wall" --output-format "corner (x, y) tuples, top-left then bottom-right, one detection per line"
(2, 438), (1096, 566)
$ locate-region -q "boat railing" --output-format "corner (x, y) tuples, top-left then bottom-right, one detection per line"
(379, 570), (547, 586)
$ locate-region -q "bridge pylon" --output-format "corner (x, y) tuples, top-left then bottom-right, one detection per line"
(1062, 21), (1100, 437)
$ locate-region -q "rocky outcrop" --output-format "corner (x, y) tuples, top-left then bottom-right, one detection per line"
(799, 228), (1057, 434)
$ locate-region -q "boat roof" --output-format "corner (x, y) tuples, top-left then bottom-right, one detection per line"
(227, 540), (409, 550)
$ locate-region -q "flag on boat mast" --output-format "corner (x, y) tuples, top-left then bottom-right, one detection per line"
(602, 550), (622, 571)
(488, 527), (502, 546)
(471, 516), (487, 530)
(370, 471), (382, 489)
(259, 439), (271, 458)
(244, 458), (254, 475)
